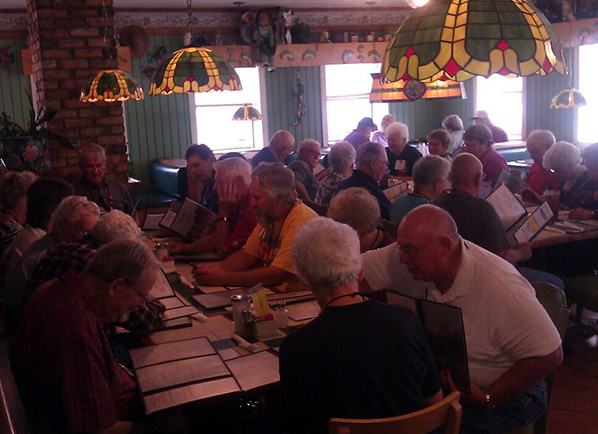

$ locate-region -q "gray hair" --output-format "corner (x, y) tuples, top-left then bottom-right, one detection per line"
(356, 142), (385, 168)
(543, 141), (582, 171)
(442, 115), (463, 132)
(328, 141), (356, 173)
(51, 196), (100, 227)
(413, 155), (451, 188)
(0, 171), (37, 210)
(291, 217), (362, 290)
(214, 157), (252, 186)
(385, 122), (409, 140)
(526, 130), (555, 150)
(380, 114), (396, 130)
(88, 209), (141, 245)
(79, 143), (106, 164)
(327, 187), (380, 236)
(85, 238), (160, 286)
(251, 162), (297, 203)
(298, 139), (321, 152)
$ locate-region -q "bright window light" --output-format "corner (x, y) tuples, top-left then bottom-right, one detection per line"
(476, 75), (523, 141)
(193, 67), (264, 152)
(577, 44), (598, 144)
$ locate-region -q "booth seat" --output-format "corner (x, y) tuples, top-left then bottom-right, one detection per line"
(131, 159), (187, 209)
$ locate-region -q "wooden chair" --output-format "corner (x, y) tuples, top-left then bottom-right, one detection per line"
(381, 219), (398, 240)
(328, 391), (461, 434)
(502, 282), (569, 434)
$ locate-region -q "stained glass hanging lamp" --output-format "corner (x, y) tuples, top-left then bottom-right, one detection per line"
(381, 0), (566, 83)
(79, 0), (144, 102)
(232, 104), (262, 121)
(370, 73), (466, 102)
(149, 0), (242, 95)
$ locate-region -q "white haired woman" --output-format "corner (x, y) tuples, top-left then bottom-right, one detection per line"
(542, 141), (587, 209)
(315, 141), (355, 210)
(568, 143), (598, 220)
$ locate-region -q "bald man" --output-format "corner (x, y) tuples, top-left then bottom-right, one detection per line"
(288, 139), (321, 202)
(361, 205), (563, 434)
(251, 130), (296, 168)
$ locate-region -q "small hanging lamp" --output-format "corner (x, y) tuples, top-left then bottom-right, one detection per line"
(232, 104), (262, 121)
(149, 0), (242, 95)
(79, 0), (144, 103)
(550, 88), (587, 109)
(382, 0), (566, 83)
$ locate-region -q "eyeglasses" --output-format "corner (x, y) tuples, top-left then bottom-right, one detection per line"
(395, 236), (443, 259)
(124, 280), (149, 303)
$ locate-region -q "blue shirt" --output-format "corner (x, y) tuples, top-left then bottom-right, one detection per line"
(336, 170), (391, 220)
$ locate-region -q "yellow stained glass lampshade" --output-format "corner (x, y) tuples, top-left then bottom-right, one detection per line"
(80, 69), (144, 103)
(370, 73), (466, 102)
(550, 88), (587, 109)
(233, 104), (262, 121)
(382, 0), (566, 83)
(149, 47), (242, 95)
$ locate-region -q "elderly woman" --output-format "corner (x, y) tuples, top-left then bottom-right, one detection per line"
(281, 217), (442, 434)
(463, 124), (509, 187)
(315, 141), (355, 209)
(563, 143), (598, 220)
(0, 171), (37, 258)
(389, 155), (451, 225)
(385, 121), (422, 176)
(370, 114), (396, 147)
(426, 129), (452, 161)
(542, 141), (588, 210)
(327, 187), (394, 252)
(442, 114), (464, 156)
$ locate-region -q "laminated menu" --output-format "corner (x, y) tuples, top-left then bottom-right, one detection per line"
(159, 197), (218, 241)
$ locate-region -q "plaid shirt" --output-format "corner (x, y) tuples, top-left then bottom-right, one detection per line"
(26, 234), (165, 335)
(13, 270), (138, 433)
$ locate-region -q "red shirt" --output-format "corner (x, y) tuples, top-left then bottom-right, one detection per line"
(12, 271), (137, 433)
(527, 162), (560, 195)
(217, 190), (258, 254)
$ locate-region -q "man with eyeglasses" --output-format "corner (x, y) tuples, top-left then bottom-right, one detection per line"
(360, 205), (563, 434)
(12, 239), (181, 434)
(336, 141), (392, 220)
(288, 139), (321, 202)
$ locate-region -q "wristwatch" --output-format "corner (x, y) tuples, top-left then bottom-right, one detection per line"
(217, 216), (229, 222)
(483, 390), (495, 408)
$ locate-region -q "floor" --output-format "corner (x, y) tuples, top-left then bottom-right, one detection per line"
(546, 311), (598, 434)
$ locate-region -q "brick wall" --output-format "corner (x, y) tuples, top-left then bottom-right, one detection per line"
(26, 0), (128, 182)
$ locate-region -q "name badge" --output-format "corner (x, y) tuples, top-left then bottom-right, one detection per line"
(394, 160), (406, 173)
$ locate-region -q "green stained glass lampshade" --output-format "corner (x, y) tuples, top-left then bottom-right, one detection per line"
(550, 88), (587, 109)
(382, 0), (566, 83)
(80, 69), (144, 102)
(232, 105), (262, 121)
(149, 47), (242, 95)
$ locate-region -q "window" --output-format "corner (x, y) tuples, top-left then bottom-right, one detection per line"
(193, 67), (264, 152)
(324, 64), (389, 144)
(577, 44), (598, 144)
(476, 75), (523, 140)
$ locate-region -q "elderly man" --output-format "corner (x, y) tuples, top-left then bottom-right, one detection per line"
(1, 196), (100, 331)
(251, 130), (296, 168)
(315, 141), (355, 209)
(343, 117), (377, 150)
(361, 205), (563, 434)
(12, 239), (162, 434)
(193, 162), (317, 292)
(288, 139), (321, 202)
(525, 130), (559, 195)
(336, 142), (391, 220)
(26, 210), (165, 336)
(184, 143), (219, 212)
(385, 121), (422, 176)
(472, 109), (509, 143)
(169, 157), (257, 258)
(280, 217), (442, 434)
(69, 143), (137, 217)
(463, 124), (510, 188)
(442, 114), (465, 156)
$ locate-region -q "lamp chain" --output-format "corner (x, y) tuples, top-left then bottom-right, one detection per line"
(187, 0), (193, 36)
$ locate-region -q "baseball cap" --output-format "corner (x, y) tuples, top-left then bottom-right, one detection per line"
(472, 110), (489, 120)
(357, 117), (378, 130)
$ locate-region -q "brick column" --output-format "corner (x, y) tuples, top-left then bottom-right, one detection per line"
(26, 0), (128, 182)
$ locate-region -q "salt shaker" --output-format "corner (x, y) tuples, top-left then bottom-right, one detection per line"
(231, 294), (251, 334)
(275, 302), (289, 328)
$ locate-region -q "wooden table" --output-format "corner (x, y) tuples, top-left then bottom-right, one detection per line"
(531, 219), (598, 248)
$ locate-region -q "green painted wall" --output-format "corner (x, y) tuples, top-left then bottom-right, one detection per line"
(264, 66), (323, 144)
(0, 39), (32, 131)
(124, 35), (193, 190)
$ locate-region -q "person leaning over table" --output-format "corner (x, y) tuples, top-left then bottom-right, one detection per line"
(463, 124), (510, 188)
(315, 141), (355, 210)
(360, 205), (563, 434)
(389, 154), (451, 226)
(250, 129), (296, 168)
(12, 239), (187, 434)
(184, 143), (219, 213)
(168, 157), (257, 258)
(568, 143), (598, 220)
(385, 121), (422, 177)
(328, 187), (395, 252)
(192, 162), (317, 292)
(288, 138), (321, 202)
(523, 130), (559, 196)
(279, 217), (442, 434)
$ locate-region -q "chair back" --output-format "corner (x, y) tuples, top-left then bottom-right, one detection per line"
(381, 219), (398, 240)
(329, 391), (461, 434)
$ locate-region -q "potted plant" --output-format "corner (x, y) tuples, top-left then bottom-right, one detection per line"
(0, 94), (72, 172)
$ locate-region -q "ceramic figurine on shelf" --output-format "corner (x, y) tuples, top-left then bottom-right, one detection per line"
(240, 11), (259, 66)
(282, 10), (294, 44)
(254, 10), (277, 71)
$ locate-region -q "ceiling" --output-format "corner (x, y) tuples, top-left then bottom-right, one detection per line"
(3, 0), (409, 9)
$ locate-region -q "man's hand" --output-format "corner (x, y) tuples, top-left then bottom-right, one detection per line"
(514, 242), (533, 262)
(168, 241), (187, 255)
(217, 180), (240, 212)
(442, 369), (486, 407)
(520, 187), (542, 203)
(192, 263), (229, 285)
(569, 207), (594, 220)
